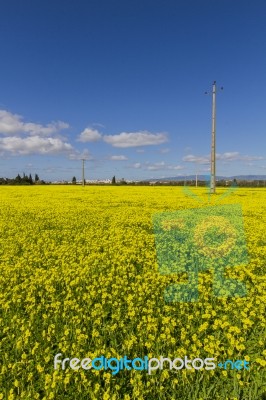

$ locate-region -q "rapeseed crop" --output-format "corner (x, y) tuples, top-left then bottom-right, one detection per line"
(0, 186), (265, 399)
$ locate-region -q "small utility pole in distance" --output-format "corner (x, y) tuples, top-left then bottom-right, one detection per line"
(205, 81), (223, 194)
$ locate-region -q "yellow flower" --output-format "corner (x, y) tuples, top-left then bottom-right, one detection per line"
(1, 185), (265, 399)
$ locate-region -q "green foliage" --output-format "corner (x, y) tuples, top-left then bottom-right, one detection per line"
(0, 173), (43, 185)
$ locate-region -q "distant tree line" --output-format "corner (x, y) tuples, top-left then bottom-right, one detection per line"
(1, 174), (265, 187)
(118, 179), (266, 187)
(70, 178), (266, 187)
(0, 173), (46, 185)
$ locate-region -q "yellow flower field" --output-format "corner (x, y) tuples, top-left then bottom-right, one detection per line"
(0, 186), (265, 399)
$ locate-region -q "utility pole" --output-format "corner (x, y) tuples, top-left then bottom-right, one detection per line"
(205, 81), (223, 194)
(211, 81), (216, 194)
(82, 159), (85, 186)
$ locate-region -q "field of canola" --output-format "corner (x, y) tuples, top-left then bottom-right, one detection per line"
(0, 185), (265, 400)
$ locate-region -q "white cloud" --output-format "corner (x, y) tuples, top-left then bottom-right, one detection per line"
(216, 152), (239, 161)
(103, 131), (168, 148)
(147, 162), (184, 171)
(77, 127), (102, 142)
(217, 152), (264, 162)
(133, 162), (142, 169)
(169, 165), (184, 170)
(0, 136), (73, 155)
(76, 128), (169, 149)
(201, 166), (211, 172)
(92, 122), (105, 128)
(110, 155), (128, 160)
(130, 161), (184, 171)
(147, 161), (166, 170)
(160, 148), (170, 154)
(183, 154), (210, 164)
(0, 109), (69, 136)
(68, 149), (93, 160)
(183, 152), (264, 165)
(0, 109), (73, 157)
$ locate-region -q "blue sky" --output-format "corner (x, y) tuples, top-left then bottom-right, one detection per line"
(0, 0), (265, 181)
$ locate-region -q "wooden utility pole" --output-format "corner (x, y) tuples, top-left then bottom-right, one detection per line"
(82, 159), (85, 186)
(205, 81), (223, 194)
(210, 81), (216, 194)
